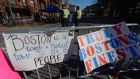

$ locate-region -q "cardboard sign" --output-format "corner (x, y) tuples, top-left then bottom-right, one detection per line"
(77, 22), (140, 73)
(3, 31), (73, 71)
(0, 48), (21, 79)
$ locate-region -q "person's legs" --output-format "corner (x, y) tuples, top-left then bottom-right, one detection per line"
(63, 18), (68, 27)
(61, 18), (64, 27)
(65, 18), (68, 27)
(75, 19), (79, 26)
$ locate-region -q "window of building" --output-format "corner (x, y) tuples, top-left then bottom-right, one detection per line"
(31, 0), (34, 7)
(23, 0), (26, 6)
(61, 0), (66, 5)
(10, 0), (17, 4)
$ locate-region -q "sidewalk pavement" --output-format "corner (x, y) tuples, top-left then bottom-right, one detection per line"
(0, 22), (99, 32)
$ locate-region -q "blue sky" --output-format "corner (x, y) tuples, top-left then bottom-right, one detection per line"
(69, 0), (97, 10)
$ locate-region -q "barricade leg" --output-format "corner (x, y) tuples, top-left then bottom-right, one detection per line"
(36, 69), (41, 79)
(77, 67), (79, 78)
(48, 64), (52, 79)
(59, 64), (62, 79)
(22, 72), (28, 79)
(69, 68), (71, 79)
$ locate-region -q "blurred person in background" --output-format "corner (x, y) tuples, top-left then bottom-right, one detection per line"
(60, 5), (70, 27)
(75, 6), (82, 26)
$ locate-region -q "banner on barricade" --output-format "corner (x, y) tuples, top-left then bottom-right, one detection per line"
(0, 48), (22, 79)
(3, 30), (73, 71)
(77, 22), (140, 73)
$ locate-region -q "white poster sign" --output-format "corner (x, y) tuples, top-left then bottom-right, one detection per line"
(3, 31), (73, 71)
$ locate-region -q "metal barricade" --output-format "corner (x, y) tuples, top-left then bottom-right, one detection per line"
(0, 23), (140, 79)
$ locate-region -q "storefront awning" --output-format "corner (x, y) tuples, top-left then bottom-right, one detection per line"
(39, 5), (59, 13)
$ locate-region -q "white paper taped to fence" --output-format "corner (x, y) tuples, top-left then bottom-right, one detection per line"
(3, 30), (74, 71)
(77, 22), (140, 73)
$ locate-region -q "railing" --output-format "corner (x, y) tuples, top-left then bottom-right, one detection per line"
(1, 23), (140, 79)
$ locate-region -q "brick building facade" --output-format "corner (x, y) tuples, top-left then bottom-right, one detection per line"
(0, 0), (68, 24)
(0, 0), (60, 19)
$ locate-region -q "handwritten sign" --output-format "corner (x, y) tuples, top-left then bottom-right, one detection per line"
(3, 31), (73, 71)
(0, 48), (21, 79)
(77, 22), (140, 73)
